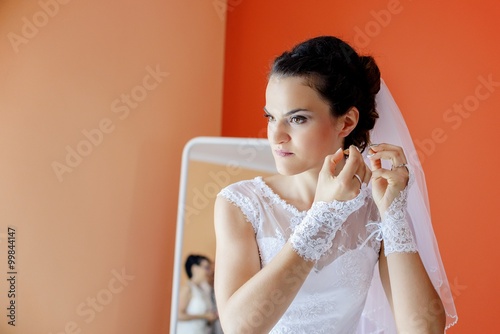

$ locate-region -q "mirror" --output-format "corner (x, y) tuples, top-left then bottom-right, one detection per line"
(170, 136), (277, 333)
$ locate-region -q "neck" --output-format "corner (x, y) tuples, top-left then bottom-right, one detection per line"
(272, 170), (320, 211)
(191, 277), (205, 285)
(281, 156), (347, 208)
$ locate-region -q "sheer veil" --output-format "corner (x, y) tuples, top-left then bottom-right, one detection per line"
(358, 79), (458, 332)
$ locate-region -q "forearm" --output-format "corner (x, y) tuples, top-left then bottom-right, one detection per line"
(385, 251), (446, 333)
(378, 179), (445, 332)
(220, 243), (314, 334)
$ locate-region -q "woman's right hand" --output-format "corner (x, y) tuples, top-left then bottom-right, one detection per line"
(314, 145), (371, 202)
(203, 311), (218, 322)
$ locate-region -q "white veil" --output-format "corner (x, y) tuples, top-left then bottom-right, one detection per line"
(358, 79), (458, 332)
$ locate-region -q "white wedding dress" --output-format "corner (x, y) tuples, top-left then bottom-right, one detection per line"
(219, 176), (386, 334)
(215, 79), (458, 332)
(176, 282), (213, 334)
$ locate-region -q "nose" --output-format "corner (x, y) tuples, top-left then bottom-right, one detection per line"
(269, 120), (290, 145)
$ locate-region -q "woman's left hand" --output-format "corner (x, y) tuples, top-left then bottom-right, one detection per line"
(367, 143), (410, 216)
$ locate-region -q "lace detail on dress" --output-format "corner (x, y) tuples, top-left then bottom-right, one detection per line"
(273, 294), (340, 334)
(218, 187), (260, 233)
(331, 250), (373, 297)
(282, 292), (339, 321)
(290, 186), (369, 262)
(258, 229), (287, 266)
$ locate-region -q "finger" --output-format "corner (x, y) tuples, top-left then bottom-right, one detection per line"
(339, 145), (362, 179)
(342, 145), (371, 188)
(321, 148), (343, 176)
(367, 145), (382, 171)
(368, 143), (407, 167)
(350, 146), (372, 184)
(352, 173), (362, 188)
(362, 166), (372, 184)
(368, 152), (382, 171)
(331, 146), (345, 164)
(368, 143), (406, 161)
(368, 143), (402, 153)
(371, 168), (409, 188)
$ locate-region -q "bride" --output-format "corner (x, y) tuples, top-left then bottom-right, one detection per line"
(213, 36), (458, 333)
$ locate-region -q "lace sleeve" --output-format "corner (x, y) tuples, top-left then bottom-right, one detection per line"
(218, 187), (260, 233)
(380, 185), (418, 255)
(290, 186), (369, 262)
(366, 173), (418, 256)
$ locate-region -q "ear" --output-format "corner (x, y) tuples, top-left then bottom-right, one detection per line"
(337, 107), (359, 138)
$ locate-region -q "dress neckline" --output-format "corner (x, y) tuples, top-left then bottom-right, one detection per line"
(254, 176), (308, 216)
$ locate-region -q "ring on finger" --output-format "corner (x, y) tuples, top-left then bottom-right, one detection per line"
(353, 174), (363, 188)
(391, 163), (409, 173)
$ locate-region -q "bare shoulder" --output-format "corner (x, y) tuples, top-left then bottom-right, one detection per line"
(214, 195), (252, 232)
(179, 284), (191, 295)
(213, 195), (259, 260)
(178, 284), (192, 310)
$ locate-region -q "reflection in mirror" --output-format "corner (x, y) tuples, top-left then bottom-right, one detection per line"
(170, 137), (276, 334)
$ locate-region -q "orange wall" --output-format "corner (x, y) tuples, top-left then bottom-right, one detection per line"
(0, 0), (225, 333)
(222, 0), (500, 332)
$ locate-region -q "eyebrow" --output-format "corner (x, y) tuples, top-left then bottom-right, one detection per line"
(263, 107), (311, 116)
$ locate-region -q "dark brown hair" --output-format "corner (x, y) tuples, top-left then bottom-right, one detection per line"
(184, 254), (209, 279)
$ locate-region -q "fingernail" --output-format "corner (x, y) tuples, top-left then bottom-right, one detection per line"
(367, 152), (374, 158)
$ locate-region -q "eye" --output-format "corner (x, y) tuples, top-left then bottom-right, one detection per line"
(263, 113), (275, 122)
(290, 115), (307, 124)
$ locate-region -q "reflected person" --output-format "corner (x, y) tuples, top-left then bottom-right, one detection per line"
(177, 254), (218, 334)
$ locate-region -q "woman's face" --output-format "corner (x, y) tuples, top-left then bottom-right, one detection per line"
(264, 75), (345, 175)
(192, 259), (211, 281)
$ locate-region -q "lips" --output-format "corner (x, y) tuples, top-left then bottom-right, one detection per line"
(275, 149), (293, 157)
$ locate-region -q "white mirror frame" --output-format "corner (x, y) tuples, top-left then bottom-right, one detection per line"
(169, 136), (276, 333)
